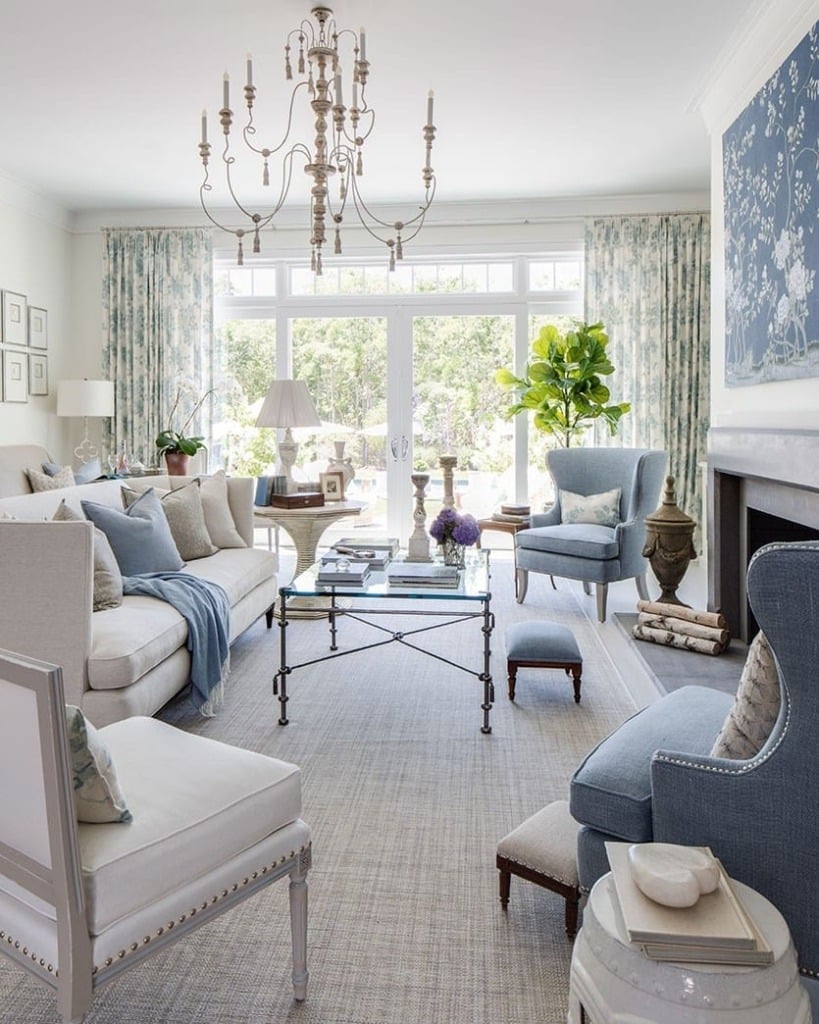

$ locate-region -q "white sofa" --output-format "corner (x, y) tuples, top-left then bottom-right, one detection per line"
(0, 445), (277, 726)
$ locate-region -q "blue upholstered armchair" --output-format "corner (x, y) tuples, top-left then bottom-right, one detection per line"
(569, 540), (819, 1004)
(515, 447), (667, 622)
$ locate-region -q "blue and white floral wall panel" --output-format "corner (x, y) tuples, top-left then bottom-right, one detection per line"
(723, 22), (819, 386)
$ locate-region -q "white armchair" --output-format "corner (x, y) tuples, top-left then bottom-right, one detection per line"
(0, 648), (311, 1023)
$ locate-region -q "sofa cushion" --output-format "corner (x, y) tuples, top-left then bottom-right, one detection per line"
(182, 547), (278, 606)
(87, 596), (188, 690)
(711, 631), (780, 759)
(45, 457), (103, 485)
(53, 500), (124, 611)
(82, 488), (185, 575)
(122, 481), (217, 561)
(570, 685), (734, 842)
(65, 705), (132, 823)
(27, 465), (76, 491)
(517, 523), (619, 560)
(79, 717), (301, 934)
(186, 470), (246, 549)
(560, 487), (621, 528)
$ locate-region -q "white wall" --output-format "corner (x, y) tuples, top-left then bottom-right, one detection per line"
(702, 0), (819, 428)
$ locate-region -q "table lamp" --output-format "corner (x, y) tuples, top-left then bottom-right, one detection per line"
(57, 378), (115, 464)
(255, 379), (321, 492)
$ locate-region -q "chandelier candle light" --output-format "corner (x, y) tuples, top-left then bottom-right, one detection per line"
(199, 5), (437, 275)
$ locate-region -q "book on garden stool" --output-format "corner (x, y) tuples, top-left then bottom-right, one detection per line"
(605, 842), (767, 957)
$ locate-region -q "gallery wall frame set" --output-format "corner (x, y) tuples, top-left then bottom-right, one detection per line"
(0, 288), (49, 402)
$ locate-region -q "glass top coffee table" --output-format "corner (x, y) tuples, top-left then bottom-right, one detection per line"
(274, 549), (495, 733)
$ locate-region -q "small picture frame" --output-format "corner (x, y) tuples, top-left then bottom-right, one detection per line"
(320, 470), (345, 502)
(2, 291), (27, 346)
(28, 306), (48, 349)
(28, 353), (48, 395)
(2, 349), (28, 402)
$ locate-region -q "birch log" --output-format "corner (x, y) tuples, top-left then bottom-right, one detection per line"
(636, 600), (728, 631)
(632, 624), (725, 656)
(636, 612), (730, 648)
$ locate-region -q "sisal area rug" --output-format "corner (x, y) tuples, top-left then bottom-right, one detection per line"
(0, 557), (637, 1024)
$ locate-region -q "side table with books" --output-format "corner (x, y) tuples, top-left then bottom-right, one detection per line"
(476, 503), (531, 549)
(568, 845), (810, 1023)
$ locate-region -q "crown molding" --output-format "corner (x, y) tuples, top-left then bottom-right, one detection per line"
(0, 170), (72, 231)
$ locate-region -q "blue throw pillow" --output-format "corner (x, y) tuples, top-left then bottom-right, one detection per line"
(81, 488), (185, 575)
(44, 457), (103, 485)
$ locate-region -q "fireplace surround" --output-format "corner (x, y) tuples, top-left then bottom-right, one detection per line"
(708, 427), (819, 640)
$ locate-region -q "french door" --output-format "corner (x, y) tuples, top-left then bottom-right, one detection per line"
(287, 307), (516, 542)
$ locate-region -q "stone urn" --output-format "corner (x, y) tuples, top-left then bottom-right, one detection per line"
(642, 475), (697, 605)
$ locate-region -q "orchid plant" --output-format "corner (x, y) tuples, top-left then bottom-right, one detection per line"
(154, 383), (215, 457)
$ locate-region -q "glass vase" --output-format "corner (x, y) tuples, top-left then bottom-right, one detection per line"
(442, 537), (466, 568)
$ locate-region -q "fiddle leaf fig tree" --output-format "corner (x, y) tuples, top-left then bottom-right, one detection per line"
(495, 321), (630, 447)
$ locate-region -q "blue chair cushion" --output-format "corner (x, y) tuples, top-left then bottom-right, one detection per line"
(516, 524), (619, 560)
(505, 621), (581, 664)
(569, 685), (734, 841)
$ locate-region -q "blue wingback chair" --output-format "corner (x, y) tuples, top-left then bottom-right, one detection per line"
(515, 447), (667, 621)
(569, 539), (819, 1007)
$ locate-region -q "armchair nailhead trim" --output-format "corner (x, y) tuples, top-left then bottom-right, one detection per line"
(90, 841), (312, 975)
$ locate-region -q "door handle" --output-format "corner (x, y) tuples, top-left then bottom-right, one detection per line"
(390, 436), (399, 462)
(401, 435), (409, 461)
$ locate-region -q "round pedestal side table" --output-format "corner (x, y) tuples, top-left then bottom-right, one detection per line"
(568, 874), (811, 1024)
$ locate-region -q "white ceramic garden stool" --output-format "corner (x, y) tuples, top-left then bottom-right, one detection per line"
(567, 873), (811, 1024)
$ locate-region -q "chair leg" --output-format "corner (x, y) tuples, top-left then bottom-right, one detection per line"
(595, 583), (608, 622)
(499, 868), (511, 908)
(635, 573), (649, 602)
(289, 867), (309, 1001)
(582, 580), (591, 596)
(516, 568), (528, 604)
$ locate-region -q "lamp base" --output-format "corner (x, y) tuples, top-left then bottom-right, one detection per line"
(73, 419), (98, 463)
(278, 428), (299, 494)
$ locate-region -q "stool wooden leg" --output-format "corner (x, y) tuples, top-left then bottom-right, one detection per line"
(507, 661), (518, 701)
(565, 891), (580, 939)
(499, 869), (511, 908)
(570, 664), (582, 703)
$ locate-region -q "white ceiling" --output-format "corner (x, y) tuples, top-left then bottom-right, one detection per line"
(0, 0), (761, 214)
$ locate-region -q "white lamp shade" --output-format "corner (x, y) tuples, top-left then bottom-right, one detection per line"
(255, 379), (321, 429)
(57, 379), (115, 418)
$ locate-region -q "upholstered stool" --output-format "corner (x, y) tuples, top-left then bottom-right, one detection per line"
(496, 799), (581, 939)
(505, 620), (583, 702)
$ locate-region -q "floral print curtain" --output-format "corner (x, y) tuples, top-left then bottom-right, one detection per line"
(101, 228), (214, 468)
(585, 214), (710, 550)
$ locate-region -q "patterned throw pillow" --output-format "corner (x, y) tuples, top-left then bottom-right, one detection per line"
(711, 631), (781, 759)
(65, 705), (132, 823)
(122, 481), (217, 560)
(52, 500), (124, 611)
(560, 487), (622, 528)
(81, 488), (185, 576)
(43, 457), (103, 485)
(27, 465), (76, 491)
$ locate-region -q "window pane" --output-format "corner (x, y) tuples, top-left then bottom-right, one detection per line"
(227, 268), (253, 296)
(213, 319), (276, 476)
(413, 265), (438, 292)
(290, 267), (314, 296)
(555, 261), (582, 291)
(529, 262), (554, 291)
(488, 263), (514, 291)
(252, 268), (277, 295)
(390, 264), (413, 293)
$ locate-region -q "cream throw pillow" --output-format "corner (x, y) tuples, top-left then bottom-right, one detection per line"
(191, 470), (246, 548)
(52, 501), (124, 611)
(27, 465), (76, 491)
(122, 481), (217, 561)
(711, 631), (781, 759)
(65, 705), (132, 823)
(560, 487), (622, 528)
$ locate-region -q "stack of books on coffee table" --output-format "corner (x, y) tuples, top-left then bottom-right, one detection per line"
(316, 561), (372, 586)
(386, 563), (460, 588)
(330, 537), (399, 569)
(605, 842), (772, 965)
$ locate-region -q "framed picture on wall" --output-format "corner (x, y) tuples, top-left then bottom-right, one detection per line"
(1, 292), (28, 346)
(28, 306), (48, 349)
(2, 349), (28, 402)
(28, 353), (48, 395)
(319, 470), (345, 502)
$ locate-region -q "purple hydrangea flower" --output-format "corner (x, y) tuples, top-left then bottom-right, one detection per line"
(430, 508), (479, 547)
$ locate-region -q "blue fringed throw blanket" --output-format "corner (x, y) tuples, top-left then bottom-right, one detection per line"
(122, 572), (231, 716)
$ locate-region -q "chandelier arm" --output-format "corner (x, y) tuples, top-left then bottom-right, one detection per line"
(345, 171), (436, 234)
(242, 80), (310, 158)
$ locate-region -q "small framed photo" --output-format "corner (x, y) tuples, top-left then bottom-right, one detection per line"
(320, 470), (345, 502)
(28, 306), (48, 349)
(2, 349), (28, 402)
(2, 291), (27, 346)
(28, 353), (48, 395)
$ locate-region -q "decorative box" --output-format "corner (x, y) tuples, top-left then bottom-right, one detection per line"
(269, 492), (325, 509)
